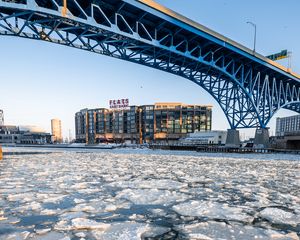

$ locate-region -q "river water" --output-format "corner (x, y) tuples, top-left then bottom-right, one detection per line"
(0, 148), (299, 239)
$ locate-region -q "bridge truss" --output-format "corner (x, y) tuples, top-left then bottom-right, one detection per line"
(0, 0), (299, 129)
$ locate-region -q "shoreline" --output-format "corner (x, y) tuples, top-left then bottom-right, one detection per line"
(1, 144), (300, 155)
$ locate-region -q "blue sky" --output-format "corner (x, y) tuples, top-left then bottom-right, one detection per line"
(1, 0), (300, 140)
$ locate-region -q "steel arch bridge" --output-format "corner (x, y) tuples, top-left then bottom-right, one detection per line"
(1, 0), (300, 129)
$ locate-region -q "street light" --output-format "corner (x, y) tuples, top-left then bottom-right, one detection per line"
(247, 21), (257, 53)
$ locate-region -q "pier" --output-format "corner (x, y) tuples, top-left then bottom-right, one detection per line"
(149, 144), (300, 154)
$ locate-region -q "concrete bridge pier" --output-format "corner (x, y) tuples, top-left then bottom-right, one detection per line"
(226, 129), (241, 147)
(253, 128), (270, 149)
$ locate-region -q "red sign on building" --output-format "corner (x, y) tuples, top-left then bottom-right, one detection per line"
(109, 99), (129, 109)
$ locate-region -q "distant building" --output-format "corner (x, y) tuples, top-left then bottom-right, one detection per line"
(179, 131), (227, 145)
(0, 110), (4, 126)
(0, 125), (52, 144)
(276, 115), (300, 136)
(20, 132), (52, 144)
(75, 103), (212, 144)
(51, 119), (62, 143)
(0, 125), (21, 144)
(273, 115), (300, 149)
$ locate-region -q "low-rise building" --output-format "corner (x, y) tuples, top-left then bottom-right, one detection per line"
(273, 115), (300, 149)
(0, 125), (21, 144)
(75, 103), (212, 144)
(276, 115), (300, 136)
(179, 130), (227, 145)
(0, 125), (52, 145)
(20, 132), (52, 144)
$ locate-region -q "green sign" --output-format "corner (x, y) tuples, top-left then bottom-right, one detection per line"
(266, 50), (288, 61)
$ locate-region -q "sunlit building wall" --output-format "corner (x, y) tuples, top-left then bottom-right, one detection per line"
(51, 119), (63, 143)
(75, 103), (212, 144)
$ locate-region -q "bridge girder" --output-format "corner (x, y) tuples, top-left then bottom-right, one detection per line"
(0, 0), (300, 129)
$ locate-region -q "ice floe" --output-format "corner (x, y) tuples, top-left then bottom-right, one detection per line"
(173, 200), (254, 223)
(92, 222), (169, 240)
(0, 148), (299, 239)
(117, 188), (189, 205)
(259, 207), (300, 227)
(71, 218), (110, 230)
(176, 221), (299, 240)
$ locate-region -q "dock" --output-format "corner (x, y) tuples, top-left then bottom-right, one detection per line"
(149, 144), (300, 154)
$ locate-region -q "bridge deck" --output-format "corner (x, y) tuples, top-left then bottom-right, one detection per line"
(136, 0), (300, 81)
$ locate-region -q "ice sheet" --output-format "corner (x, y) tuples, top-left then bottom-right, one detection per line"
(0, 148), (299, 239)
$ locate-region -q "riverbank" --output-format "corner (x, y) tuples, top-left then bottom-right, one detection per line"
(1, 143), (300, 155)
(1, 143), (117, 150)
(150, 144), (300, 154)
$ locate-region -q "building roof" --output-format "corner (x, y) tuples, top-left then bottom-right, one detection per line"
(76, 103), (213, 113)
(155, 103), (213, 108)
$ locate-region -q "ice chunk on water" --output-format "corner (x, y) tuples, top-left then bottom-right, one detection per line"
(58, 237), (70, 240)
(16, 201), (42, 212)
(150, 208), (167, 217)
(71, 203), (96, 213)
(105, 204), (117, 212)
(185, 233), (213, 240)
(173, 200), (253, 223)
(142, 226), (171, 238)
(74, 198), (85, 204)
(92, 222), (148, 240)
(42, 195), (67, 204)
(59, 211), (87, 221)
(112, 179), (187, 190)
(54, 220), (71, 231)
(117, 189), (188, 205)
(0, 231), (31, 240)
(7, 193), (35, 202)
(31, 232), (68, 240)
(71, 218), (110, 230)
(35, 228), (51, 235)
(92, 222), (169, 240)
(259, 207), (300, 227)
(75, 232), (86, 238)
(54, 218), (109, 231)
(176, 221), (298, 240)
(40, 209), (61, 216)
(138, 179), (187, 190)
(0, 210), (7, 221)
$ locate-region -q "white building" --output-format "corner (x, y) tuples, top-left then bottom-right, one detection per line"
(180, 130), (227, 145)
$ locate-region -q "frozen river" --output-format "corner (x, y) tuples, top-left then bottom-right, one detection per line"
(0, 148), (299, 240)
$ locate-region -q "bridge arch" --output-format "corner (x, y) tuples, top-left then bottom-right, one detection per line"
(0, 0), (299, 130)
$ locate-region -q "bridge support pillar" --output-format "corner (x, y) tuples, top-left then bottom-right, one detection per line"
(254, 128), (270, 149)
(226, 129), (241, 147)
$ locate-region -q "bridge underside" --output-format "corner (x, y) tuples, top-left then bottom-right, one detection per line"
(0, 0), (300, 129)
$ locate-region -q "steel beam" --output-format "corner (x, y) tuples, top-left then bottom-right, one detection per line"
(0, 0), (299, 129)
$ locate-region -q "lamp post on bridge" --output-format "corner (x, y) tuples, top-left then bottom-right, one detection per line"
(247, 21), (257, 53)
